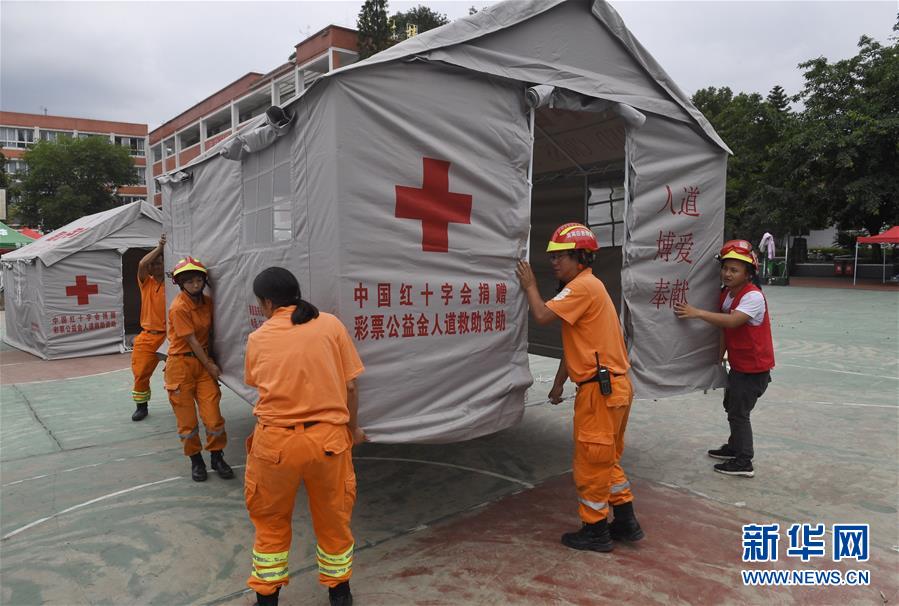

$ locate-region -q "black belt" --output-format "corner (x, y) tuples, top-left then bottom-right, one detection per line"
(261, 421), (319, 430)
(170, 351), (198, 357)
(577, 372), (624, 387)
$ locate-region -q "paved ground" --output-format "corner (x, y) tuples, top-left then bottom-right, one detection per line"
(1, 285), (897, 606)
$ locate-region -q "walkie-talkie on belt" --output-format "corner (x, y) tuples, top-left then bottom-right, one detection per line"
(595, 352), (612, 395)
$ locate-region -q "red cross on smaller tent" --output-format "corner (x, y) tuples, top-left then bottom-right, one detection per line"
(65, 275), (99, 305)
(395, 157), (473, 253)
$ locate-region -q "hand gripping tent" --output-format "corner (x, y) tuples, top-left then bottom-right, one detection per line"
(1, 201), (163, 359)
(159, 0), (729, 443)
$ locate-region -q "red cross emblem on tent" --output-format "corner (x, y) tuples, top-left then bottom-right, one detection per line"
(395, 157), (472, 253)
(65, 275), (99, 305)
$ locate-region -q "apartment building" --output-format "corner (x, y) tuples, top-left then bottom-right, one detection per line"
(149, 25), (359, 204)
(0, 111), (150, 204)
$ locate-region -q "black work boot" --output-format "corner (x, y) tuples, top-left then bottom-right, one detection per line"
(209, 450), (234, 479)
(131, 403), (148, 421)
(255, 587), (279, 606)
(561, 519), (613, 552)
(328, 581), (353, 606)
(609, 501), (645, 542)
(189, 453), (207, 482)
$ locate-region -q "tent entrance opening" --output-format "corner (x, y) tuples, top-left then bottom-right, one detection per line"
(121, 248), (145, 339)
(527, 106), (626, 358)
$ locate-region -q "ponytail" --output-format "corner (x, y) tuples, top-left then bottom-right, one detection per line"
(291, 299), (319, 325)
(253, 266), (319, 326)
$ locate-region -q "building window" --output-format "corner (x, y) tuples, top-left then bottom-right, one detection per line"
(164, 137), (176, 157)
(132, 166), (147, 186)
(0, 127), (35, 149)
(116, 194), (146, 206)
(115, 136), (145, 157)
(40, 129), (72, 142)
(151, 143), (163, 164)
(6, 158), (28, 177)
(205, 110), (231, 139)
(241, 136), (292, 249)
(179, 126), (200, 150)
(587, 177), (625, 247)
(277, 76), (297, 103)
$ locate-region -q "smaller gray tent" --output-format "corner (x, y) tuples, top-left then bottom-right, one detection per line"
(2, 201), (163, 360)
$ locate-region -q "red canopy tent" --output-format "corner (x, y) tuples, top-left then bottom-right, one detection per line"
(17, 228), (43, 240)
(854, 226), (899, 284)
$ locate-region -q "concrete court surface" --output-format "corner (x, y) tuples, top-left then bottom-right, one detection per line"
(0, 285), (897, 606)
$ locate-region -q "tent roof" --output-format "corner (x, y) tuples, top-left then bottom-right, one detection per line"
(0, 222), (35, 248)
(1, 201), (163, 265)
(171, 0), (728, 175)
(857, 226), (899, 244)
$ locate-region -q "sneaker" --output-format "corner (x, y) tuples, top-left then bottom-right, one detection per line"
(561, 520), (613, 552)
(714, 458), (754, 477)
(707, 444), (736, 460)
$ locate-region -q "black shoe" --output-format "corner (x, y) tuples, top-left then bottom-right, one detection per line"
(561, 519), (613, 552)
(190, 453), (207, 482)
(210, 450), (234, 479)
(131, 403), (149, 421)
(714, 458), (754, 477)
(707, 444), (736, 460)
(609, 502), (645, 542)
(255, 588), (279, 606)
(329, 581), (353, 606)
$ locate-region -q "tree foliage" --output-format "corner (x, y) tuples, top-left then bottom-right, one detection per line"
(357, 0), (392, 60)
(0, 152), (9, 189)
(693, 18), (899, 243)
(13, 136), (137, 230)
(391, 5), (449, 41)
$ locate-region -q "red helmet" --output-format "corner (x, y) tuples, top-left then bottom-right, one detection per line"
(718, 240), (759, 271)
(546, 223), (599, 253)
(171, 256), (208, 284)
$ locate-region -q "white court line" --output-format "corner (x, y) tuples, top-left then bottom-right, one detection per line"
(8, 367), (130, 385)
(355, 456), (534, 489)
(1, 476), (181, 541)
(778, 363), (898, 381)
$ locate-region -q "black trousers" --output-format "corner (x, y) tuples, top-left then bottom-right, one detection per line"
(723, 369), (771, 464)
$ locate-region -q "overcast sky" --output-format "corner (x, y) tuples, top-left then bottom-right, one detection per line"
(1, 1), (895, 130)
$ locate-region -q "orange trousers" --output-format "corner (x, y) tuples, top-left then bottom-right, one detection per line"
(244, 422), (356, 596)
(163, 355), (226, 456)
(131, 330), (165, 403)
(572, 377), (634, 524)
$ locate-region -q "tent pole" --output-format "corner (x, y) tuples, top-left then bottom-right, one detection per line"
(882, 244), (886, 283)
(784, 234), (789, 277)
(853, 242), (858, 285)
(525, 107), (535, 262)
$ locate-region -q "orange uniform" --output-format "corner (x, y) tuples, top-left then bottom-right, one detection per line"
(244, 308), (364, 597)
(130, 275), (166, 404)
(164, 291), (226, 455)
(546, 268), (634, 523)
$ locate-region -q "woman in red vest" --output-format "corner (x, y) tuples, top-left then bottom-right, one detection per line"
(674, 240), (775, 478)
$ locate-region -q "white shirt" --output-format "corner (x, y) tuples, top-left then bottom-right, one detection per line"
(722, 290), (766, 326)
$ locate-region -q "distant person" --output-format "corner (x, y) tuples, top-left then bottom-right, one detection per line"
(243, 267), (365, 606)
(130, 234), (166, 421)
(165, 256), (233, 482)
(675, 239), (775, 478)
(516, 223), (643, 553)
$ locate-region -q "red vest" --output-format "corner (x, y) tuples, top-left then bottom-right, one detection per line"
(719, 284), (775, 373)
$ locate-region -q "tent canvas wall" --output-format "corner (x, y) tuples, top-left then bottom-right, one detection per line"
(160, 0), (728, 443)
(1, 201), (163, 360)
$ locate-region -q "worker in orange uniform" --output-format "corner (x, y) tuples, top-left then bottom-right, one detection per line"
(243, 267), (364, 606)
(130, 233), (166, 421)
(165, 256), (234, 482)
(516, 223), (643, 552)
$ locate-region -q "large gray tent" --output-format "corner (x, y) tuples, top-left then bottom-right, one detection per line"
(160, 0), (728, 443)
(2, 201), (163, 359)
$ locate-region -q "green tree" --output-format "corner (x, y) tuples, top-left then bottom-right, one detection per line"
(357, 0), (392, 60)
(0, 151), (9, 189)
(785, 24), (899, 238)
(391, 5), (449, 41)
(13, 136), (137, 230)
